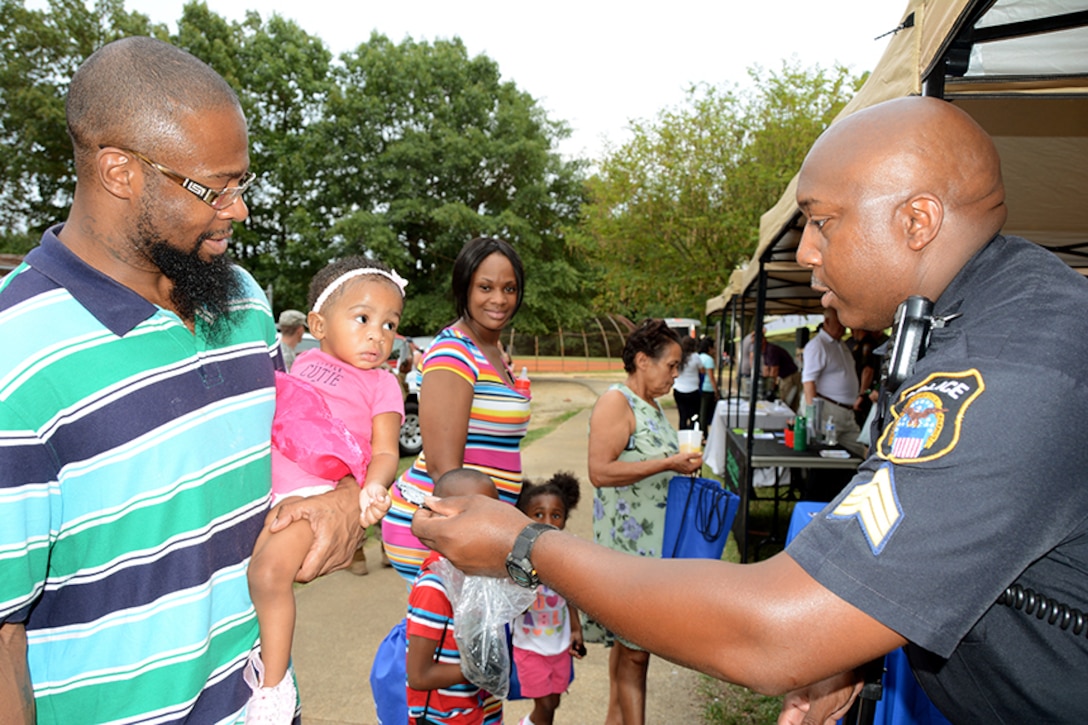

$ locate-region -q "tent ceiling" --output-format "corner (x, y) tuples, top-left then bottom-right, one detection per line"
(708, 0), (1088, 321)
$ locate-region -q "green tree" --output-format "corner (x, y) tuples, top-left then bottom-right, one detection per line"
(576, 61), (864, 319)
(0, 0), (162, 251)
(315, 33), (591, 335)
(0, 4), (593, 335)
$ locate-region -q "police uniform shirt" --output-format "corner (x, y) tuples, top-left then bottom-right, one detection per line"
(788, 235), (1088, 722)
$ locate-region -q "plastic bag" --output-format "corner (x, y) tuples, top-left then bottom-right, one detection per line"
(430, 558), (536, 699)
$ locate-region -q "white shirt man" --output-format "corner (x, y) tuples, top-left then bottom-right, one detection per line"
(802, 308), (864, 456)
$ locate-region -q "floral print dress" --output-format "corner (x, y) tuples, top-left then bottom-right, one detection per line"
(585, 383), (679, 646)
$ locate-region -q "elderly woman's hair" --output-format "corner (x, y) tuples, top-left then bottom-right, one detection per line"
(621, 319), (682, 373)
(451, 237), (524, 320)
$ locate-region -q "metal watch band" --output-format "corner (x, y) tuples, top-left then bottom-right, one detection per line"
(506, 522), (556, 587)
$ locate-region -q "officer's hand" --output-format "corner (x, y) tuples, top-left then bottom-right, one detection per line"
(778, 670), (862, 725)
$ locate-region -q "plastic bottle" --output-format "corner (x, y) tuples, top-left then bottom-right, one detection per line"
(825, 416), (837, 446)
(514, 366), (531, 396)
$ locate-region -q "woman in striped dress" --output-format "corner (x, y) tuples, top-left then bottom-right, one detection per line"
(382, 237), (530, 586)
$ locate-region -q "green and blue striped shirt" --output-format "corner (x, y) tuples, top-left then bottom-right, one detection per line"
(0, 226), (278, 723)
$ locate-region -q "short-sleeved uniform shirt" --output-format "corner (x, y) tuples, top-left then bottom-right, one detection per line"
(0, 226), (279, 723)
(788, 235), (1088, 722)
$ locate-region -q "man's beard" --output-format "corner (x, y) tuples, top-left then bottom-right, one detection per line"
(136, 210), (243, 340)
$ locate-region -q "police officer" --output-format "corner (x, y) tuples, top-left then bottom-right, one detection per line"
(411, 97), (1088, 723)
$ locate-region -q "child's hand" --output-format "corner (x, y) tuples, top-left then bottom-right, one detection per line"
(359, 482), (392, 528)
(570, 631), (586, 659)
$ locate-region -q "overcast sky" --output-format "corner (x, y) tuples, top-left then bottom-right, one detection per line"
(61, 1), (906, 160)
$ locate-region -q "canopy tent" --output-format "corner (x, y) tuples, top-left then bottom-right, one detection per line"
(707, 0), (1088, 323)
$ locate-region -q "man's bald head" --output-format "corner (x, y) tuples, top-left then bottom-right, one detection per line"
(812, 97), (1005, 232)
(67, 36), (242, 174)
(796, 97), (1008, 329)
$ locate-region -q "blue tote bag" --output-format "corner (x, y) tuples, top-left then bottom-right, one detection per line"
(662, 476), (739, 560)
(369, 618), (408, 725)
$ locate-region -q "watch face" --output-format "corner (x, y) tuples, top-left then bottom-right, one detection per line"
(506, 558), (536, 588)
(502, 557), (533, 587)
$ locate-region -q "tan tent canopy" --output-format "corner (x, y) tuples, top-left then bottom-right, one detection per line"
(708, 0), (1088, 322)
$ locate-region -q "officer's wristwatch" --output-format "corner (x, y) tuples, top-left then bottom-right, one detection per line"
(505, 522), (556, 588)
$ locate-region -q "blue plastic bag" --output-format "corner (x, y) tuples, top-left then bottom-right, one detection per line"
(369, 618), (408, 725)
(662, 476), (739, 559)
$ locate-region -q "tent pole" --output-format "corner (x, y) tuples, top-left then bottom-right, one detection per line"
(738, 261), (769, 563)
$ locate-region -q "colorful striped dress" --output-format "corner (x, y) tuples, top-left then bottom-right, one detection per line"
(382, 327), (530, 584)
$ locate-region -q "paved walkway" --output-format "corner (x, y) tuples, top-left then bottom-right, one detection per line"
(292, 376), (705, 724)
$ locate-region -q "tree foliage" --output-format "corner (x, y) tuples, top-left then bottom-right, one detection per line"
(575, 61), (865, 320)
(316, 33), (590, 334)
(0, 0), (591, 336)
(0, 0), (164, 251)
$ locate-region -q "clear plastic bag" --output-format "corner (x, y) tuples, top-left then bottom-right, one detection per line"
(431, 558), (536, 698)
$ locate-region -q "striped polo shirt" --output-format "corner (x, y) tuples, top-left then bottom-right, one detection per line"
(0, 227), (278, 723)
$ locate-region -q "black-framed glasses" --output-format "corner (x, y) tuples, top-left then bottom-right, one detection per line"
(105, 146), (256, 210)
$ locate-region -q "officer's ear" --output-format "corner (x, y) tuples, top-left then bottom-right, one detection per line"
(900, 193), (943, 252)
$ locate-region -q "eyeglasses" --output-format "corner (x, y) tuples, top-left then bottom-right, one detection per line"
(107, 146), (256, 210)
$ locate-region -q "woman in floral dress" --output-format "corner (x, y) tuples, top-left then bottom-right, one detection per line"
(585, 318), (705, 725)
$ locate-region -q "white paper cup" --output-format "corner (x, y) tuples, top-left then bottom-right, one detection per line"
(678, 429), (702, 455)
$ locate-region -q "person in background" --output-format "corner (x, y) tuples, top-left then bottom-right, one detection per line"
(760, 336), (801, 411)
(511, 472), (586, 725)
(396, 339), (416, 399)
(696, 337), (718, 439)
(738, 329), (755, 381)
(382, 237), (529, 724)
(801, 308), (864, 456)
(246, 258), (406, 719)
(847, 328), (886, 427)
(277, 308), (307, 371)
(382, 237), (530, 586)
(671, 336), (703, 430)
(584, 319), (703, 725)
(0, 37), (361, 724)
(410, 95), (1088, 725)
(406, 469), (501, 725)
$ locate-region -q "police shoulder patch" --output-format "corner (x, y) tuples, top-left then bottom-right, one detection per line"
(876, 369), (984, 464)
(828, 463), (902, 555)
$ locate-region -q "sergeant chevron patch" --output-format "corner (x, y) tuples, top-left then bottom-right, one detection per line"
(829, 464), (902, 554)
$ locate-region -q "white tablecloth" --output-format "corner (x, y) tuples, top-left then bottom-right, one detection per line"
(704, 398), (795, 478)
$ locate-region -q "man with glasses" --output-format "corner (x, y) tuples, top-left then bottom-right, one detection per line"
(0, 37), (362, 723)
